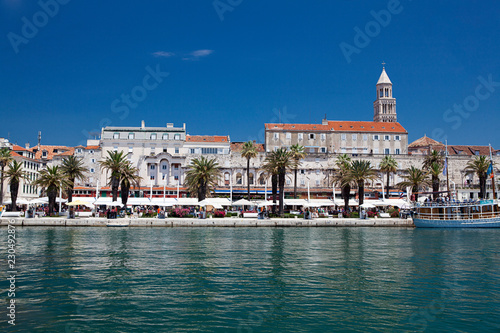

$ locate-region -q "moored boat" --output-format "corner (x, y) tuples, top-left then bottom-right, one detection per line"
(413, 200), (500, 228)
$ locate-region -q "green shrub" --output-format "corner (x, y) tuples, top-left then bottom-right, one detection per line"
(349, 212), (359, 218)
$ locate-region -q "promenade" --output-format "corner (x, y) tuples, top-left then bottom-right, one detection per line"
(0, 217), (414, 227)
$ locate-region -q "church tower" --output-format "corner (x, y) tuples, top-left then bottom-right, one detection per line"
(373, 66), (397, 122)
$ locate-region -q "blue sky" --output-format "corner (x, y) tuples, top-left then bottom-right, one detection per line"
(1, 0), (499, 148)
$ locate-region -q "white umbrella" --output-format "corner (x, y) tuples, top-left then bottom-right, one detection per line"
(66, 200), (94, 208)
(372, 200), (391, 207)
(255, 201), (276, 207)
(4, 199), (30, 205)
(360, 202), (376, 209)
(231, 199), (256, 206)
(106, 201), (123, 207)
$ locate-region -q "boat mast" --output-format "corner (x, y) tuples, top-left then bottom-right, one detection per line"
(489, 144), (497, 200)
(445, 140), (450, 199)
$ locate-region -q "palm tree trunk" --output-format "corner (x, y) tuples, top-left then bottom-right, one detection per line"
(271, 174), (277, 215)
(121, 182), (130, 208)
(432, 176), (439, 200)
(278, 168), (285, 217)
(48, 187), (57, 215)
(246, 158), (251, 200)
(10, 181), (18, 211)
(479, 176), (486, 199)
(112, 175), (119, 202)
(342, 184), (350, 213)
(0, 165), (5, 205)
(358, 183), (365, 206)
(386, 172), (390, 198)
(294, 168), (298, 199)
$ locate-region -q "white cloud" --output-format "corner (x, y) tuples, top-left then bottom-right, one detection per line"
(190, 49), (214, 57)
(152, 51), (175, 58)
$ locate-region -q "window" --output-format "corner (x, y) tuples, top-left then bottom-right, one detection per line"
(128, 133), (134, 140)
(320, 147), (327, 153)
(174, 175), (179, 180)
(91, 158), (95, 163)
(174, 134), (181, 140)
(42, 151), (47, 157)
(150, 175), (155, 180)
(129, 147), (133, 153)
(236, 173), (242, 184)
(201, 148), (218, 154)
(384, 148), (390, 155)
(352, 134), (357, 141)
(89, 150), (94, 154)
(249, 173), (254, 185)
(384, 135), (390, 141)
(309, 133), (316, 140)
(274, 133), (279, 141)
(163, 133), (169, 140)
(394, 135), (401, 141)
(90, 168), (95, 173)
(113, 133), (120, 139)
(320, 133), (326, 141)
(301, 179), (305, 185)
(379, 89), (383, 98)
(113, 146), (118, 152)
(373, 135), (380, 141)
(190, 148), (195, 154)
(298, 133), (303, 140)
(150, 133), (157, 140)
(286, 179), (291, 185)
(150, 165), (155, 170)
(363, 135), (368, 141)
(475, 150), (480, 155)
(162, 165), (167, 170)
(316, 180), (320, 186)
(286, 132), (291, 139)
(76, 148), (82, 153)
(300, 169), (305, 174)
(175, 147), (179, 154)
(316, 169), (320, 175)
(395, 148), (400, 155)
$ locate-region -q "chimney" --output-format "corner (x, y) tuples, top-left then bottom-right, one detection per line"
(141, 120), (145, 129)
(166, 123), (173, 128)
(322, 114), (328, 125)
(25, 143), (30, 149)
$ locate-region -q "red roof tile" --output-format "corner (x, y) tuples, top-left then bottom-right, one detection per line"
(30, 145), (74, 160)
(265, 123), (330, 131)
(186, 135), (229, 143)
(328, 121), (407, 133)
(11, 145), (30, 152)
(85, 146), (100, 150)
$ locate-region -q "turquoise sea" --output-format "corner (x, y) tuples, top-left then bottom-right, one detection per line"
(1, 227), (499, 332)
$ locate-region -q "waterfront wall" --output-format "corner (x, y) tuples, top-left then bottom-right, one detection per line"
(0, 217), (414, 227)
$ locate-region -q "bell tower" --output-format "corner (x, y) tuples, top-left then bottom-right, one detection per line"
(373, 64), (397, 122)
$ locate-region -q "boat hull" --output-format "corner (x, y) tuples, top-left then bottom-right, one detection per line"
(413, 217), (500, 228)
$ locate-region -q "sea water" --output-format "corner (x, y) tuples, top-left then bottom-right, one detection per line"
(1, 227), (499, 332)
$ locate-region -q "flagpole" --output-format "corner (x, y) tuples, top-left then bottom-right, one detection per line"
(445, 140), (450, 199)
(489, 144), (496, 200)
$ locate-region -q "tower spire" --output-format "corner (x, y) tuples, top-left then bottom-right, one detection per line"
(373, 66), (396, 122)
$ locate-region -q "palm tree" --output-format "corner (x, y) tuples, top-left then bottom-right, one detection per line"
(262, 156), (279, 215)
(466, 155), (490, 199)
(241, 141), (258, 200)
(60, 155), (88, 203)
(344, 160), (377, 208)
(99, 151), (128, 202)
(290, 144), (306, 199)
(397, 166), (431, 201)
(263, 148), (294, 216)
(33, 166), (69, 215)
(332, 154), (352, 212)
(5, 160), (28, 211)
(423, 150), (444, 199)
(379, 155), (398, 199)
(120, 162), (141, 208)
(429, 162), (443, 200)
(184, 156), (221, 201)
(0, 148), (13, 205)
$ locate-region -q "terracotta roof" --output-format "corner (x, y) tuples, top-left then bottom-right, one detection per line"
(11, 145), (30, 152)
(30, 145), (74, 160)
(231, 142), (265, 153)
(186, 135), (229, 143)
(85, 146), (100, 150)
(328, 121), (407, 133)
(448, 145), (492, 156)
(265, 123), (330, 131)
(10, 151), (22, 157)
(265, 121), (407, 133)
(408, 135), (444, 148)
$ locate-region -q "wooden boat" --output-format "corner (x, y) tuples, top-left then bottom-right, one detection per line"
(413, 200), (500, 228)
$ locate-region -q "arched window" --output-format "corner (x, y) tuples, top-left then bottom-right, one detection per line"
(259, 174), (266, 185)
(236, 173), (242, 185)
(249, 173), (254, 185)
(224, 172), (230, 185)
